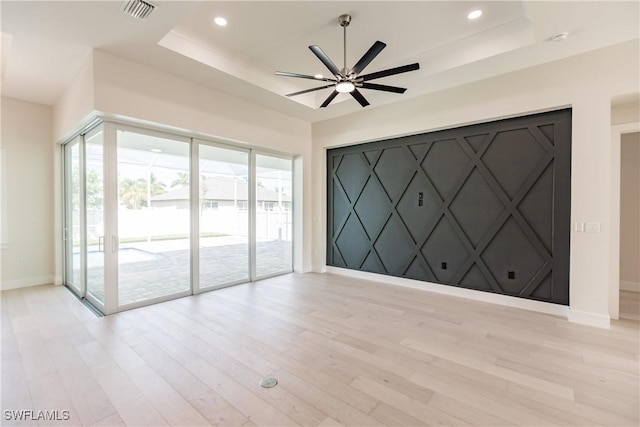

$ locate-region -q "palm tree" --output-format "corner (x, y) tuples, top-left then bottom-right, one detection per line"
(148, 173), (167, 198)
(86, 170), (103, 209)
(199, 174), (210, 214)
(119, 174), (167, 209)
(119, 178), (146, 209)
(171, 172), (189, 189)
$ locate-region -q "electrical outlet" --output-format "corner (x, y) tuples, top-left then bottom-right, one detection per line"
(508, 271), (515, 280)
(441, 262), (447, 270)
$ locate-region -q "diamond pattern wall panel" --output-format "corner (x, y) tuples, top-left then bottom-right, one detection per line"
(396, 174), (439, 242)
(327, 109), (571, 305)
(332, 181), (350, 235)
(354, 178), (391, 238)
(375, 147), (415, 200)
(375, 215), (415, 276)
(421, 138), (470, 199)
(481, 217), (546, 296)
(518, 162), (554, 253)
(421, 217), (469, 283)
(482, 128), (546, 198)
(334, 215), (369, 269)
(334, 153), (369, 202)
(450, 169), (504, 246)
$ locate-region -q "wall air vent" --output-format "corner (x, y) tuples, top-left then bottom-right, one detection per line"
(122, 0), (156, 20)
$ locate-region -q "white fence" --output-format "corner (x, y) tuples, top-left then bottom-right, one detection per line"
(107, 207), (291, 241)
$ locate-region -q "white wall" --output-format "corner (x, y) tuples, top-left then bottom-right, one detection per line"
(1, 97), (54, 289)
(53, 53), (95, 142)
(612, 100), (640, 126)
(620, 132), (640, 289)
(91, 51), (311, 154)
(312, 40), (640, 328)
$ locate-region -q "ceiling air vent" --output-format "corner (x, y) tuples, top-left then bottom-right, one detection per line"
(122, 0), (156, 20)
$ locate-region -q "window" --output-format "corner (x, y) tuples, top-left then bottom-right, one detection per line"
(262, 201), (276, 211)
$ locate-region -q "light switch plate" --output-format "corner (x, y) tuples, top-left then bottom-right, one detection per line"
(585, 222), (600, 233)
(574, 222), (585, 232)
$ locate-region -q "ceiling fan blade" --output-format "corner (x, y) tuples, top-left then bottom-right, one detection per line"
(350, 89), (370, 107)
(360, 63), (420, 81)
(286, 84), (335, 97)
(275, 71), (336, 82)
(320, 90), (339, 108)
(309, 45), (341, 77)
(350, 41), (386, 76)
(360, 82), (406, 94)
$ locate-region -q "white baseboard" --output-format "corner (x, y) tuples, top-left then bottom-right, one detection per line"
(620, 281), (640, 292)
(568, 309), (611, 329)
(1, 275), (55, 291)
(312, 264), (327, 273)
(298, 263), (314, 274)
(325, 266), (569, 318)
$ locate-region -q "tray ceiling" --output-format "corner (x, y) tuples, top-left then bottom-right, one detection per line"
(1, 1), (638, 122)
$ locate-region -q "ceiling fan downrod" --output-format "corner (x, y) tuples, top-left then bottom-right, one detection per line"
(339, 14), (351, 77)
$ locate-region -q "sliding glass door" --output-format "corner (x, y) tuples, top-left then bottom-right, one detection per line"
(116, 128), (191, 307)
(198, 143), (250, 289)
(63, 126), (106, 309)
(255, 153), (293, 278)
(85, 127), (105, 305)
(64, 121), (294, 314)
(64, 138), (83, 296)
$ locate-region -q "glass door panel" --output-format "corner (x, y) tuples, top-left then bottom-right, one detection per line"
(85, 127), (105, 305)
(199, 144), (249, 288)
(255, 154), (293, 277)
(64, 139), (83, 295)
(116, 129), (191, 306)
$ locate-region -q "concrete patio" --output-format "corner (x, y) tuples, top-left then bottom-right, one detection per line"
(83, 237), (292, 306)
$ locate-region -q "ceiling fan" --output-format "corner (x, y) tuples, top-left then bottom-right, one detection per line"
(275, 14), (420, 108)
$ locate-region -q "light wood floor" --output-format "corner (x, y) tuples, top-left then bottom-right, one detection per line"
(620, 290), (640, 322)
(1, 273), (638, 426)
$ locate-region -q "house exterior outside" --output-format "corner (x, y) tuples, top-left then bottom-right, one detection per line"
(151, 175), (292, 211)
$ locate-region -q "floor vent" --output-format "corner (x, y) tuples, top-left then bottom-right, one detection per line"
(259, 377), (278, 388)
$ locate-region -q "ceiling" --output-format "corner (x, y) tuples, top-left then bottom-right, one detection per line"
(1, 1), (638, 123)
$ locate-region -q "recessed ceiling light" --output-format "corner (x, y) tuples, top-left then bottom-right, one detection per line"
(314, 74), (324, 79)
(550, 32), (569, 43)
(214, 16), (227, 26)
(150, 148), (162, 153)
(467, 9), (482, 20)
(336, 81), (355, 93)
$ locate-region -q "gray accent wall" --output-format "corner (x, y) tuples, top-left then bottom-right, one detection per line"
(327, 109), (571, 305)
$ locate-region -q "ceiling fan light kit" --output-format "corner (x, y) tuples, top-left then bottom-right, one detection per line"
(336, 81), (355, 93)
(275, 14), (420, 108)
